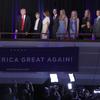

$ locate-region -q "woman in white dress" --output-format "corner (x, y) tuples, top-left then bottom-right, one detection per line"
(41, 11), (50, 39)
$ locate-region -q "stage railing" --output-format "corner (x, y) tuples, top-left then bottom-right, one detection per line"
(0, 32), (41, 40)
(0, 32), (98, 41)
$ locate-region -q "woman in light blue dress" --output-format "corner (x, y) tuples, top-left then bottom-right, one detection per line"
(69, 11), (79, 39)
(56, 9), (68, 39)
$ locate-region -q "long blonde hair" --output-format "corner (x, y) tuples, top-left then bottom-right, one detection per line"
(59, 9), (67, 20)
(84, 9), (91, 19)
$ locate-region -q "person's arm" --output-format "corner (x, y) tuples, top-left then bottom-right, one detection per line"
(56, 17), (59, 31)
(65, 17), (68, 32)
(25, 16), (31, 35)
(39, 20), (42, 33)
(81, 24), (86, 28)
(46, 18), (50, 33)
(77, 18), (80, 34)
(86, 21), (91, 28)
(46, 22), (49, 33)
(15, 16), (19, 33)
(27, 16), (31, 33)
(93, 19), (96, 33)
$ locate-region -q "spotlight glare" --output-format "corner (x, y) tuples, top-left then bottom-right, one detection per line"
(68, 73), (75, 82)
(68, 83), (72, 90)
(50, 73), (58, 83)
(94, 89), (100, 94)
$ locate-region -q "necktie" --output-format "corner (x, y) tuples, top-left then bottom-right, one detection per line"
(21, 16), (25, 31)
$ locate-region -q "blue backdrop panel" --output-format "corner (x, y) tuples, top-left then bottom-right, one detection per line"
(0, 47), (79, 72)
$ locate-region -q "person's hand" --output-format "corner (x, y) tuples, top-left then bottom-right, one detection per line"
(15, 29), (18, 33)
(25, 32), (28, 36)
(81, 24), (86, 28)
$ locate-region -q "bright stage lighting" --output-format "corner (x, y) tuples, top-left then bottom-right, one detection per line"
(67, 83), (73, 90)
(94, 89), (100, 94)
(68, 73), (75, 82)
(50, 73), (58, 83)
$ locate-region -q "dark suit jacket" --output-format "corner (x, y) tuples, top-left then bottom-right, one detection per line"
(93, 18), (100, 37)
(52, 16), (59, 34)
(34, 19), (42, 33)
(16, 15), (31, 32)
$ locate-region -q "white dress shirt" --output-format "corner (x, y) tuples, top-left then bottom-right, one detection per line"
(22, 15), (26, 21)
(34, 18), (40, 30)
(96, 16), (100, 21)
(53, 14), (57, 19)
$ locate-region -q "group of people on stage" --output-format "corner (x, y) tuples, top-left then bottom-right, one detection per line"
(15, 8), (100, 39)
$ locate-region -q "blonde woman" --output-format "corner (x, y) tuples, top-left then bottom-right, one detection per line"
(81, 9), (92, 33)
(56, 9), (68, 39)
(69, 10), (79, 39)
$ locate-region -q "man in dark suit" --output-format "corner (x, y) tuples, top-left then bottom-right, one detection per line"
(34, 12), (42, 33)
(93, 10), (100, 38)
(52, 9), (59, 39)
(15, 8), (31, 33)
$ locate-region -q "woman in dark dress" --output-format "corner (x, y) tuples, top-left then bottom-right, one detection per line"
(81, 10), (92, 33)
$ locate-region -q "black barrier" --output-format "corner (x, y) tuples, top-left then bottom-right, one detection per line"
(0, 32), (94, 40)
(0, 47), (79, 72)
(0, 32), (41, 39)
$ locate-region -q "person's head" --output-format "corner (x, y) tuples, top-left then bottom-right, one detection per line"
(53, 85), (59, 91)
(59, 9), (66, 20)
(53, 9), (57, 15)
(43, 10), (50, 17)
(60, 9), (66, 16)
(71, 10), (78, 19)
(25, 81), (30, 89)
(20, 8), (26, 16)
(35, 12), (40, 19)
(84, 9), (91, 18)
(96, 10), (100, 17)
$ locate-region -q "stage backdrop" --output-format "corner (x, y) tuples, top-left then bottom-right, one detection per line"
(0, 0), (100, 32)
(0, 47), (79, 72)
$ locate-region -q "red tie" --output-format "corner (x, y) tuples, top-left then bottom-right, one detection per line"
(21, 16), (25, 31)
